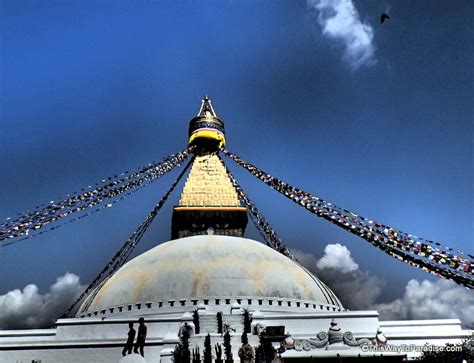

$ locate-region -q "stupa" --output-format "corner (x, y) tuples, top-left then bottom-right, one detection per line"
(0, 97), (470, 362)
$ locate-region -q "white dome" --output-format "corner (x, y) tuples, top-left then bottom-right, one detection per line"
(80, 235), (342, 313)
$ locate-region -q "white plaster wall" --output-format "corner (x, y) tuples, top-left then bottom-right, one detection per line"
(0, 346), (163, 363)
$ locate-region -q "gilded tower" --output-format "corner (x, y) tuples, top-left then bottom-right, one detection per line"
(171, 97), (248, 238)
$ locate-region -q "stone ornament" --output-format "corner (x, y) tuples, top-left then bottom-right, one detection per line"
(342, 332), (372, 347)
(327, 319), (343, 344)
(282, 337), (294, 349)
(286, 320), (376, 351)
(374, 328), (388, 346)
(293, 332), (329, 351)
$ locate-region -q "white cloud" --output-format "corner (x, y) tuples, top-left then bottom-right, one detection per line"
(0, 272), (84, 329)
(307, 0), (376, 69)
(316, 243), (359, 272)
(294, 246), (383, 309)
(375, 279), (474, 326)
(295, 246), (474, 326)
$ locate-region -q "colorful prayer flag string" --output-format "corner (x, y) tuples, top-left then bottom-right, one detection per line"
(1, 147), (193, 243)
(224, 150), (474, 289)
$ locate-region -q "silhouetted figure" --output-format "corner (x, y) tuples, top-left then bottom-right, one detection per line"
(380, 13), (390, 24)
(122, 322), (136, 356)
(134, 317), (147, 357)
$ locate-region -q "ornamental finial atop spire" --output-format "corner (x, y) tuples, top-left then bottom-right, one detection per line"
(197, 95), (217, 117)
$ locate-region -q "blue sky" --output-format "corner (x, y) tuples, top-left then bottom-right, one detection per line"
(0, 0), (473, 322)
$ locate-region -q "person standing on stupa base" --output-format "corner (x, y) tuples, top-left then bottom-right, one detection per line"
(134, 317), (147, 357)
(122, 322), (136, 356)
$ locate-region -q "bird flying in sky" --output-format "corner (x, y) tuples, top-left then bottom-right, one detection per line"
(380, 13), (390, 24)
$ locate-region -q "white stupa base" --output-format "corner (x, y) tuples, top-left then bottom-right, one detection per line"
(119, 353), (146, 363)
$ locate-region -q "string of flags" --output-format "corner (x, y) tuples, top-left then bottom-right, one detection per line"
(63, 158), (194, 317)
(3, 139), (472, 296)
(219, 156), (294, 260)
(3, 177), (155, 246)
(0, 148), (193, 245)
(3, 157), (176, 219)
(224, 150), (474, 289)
